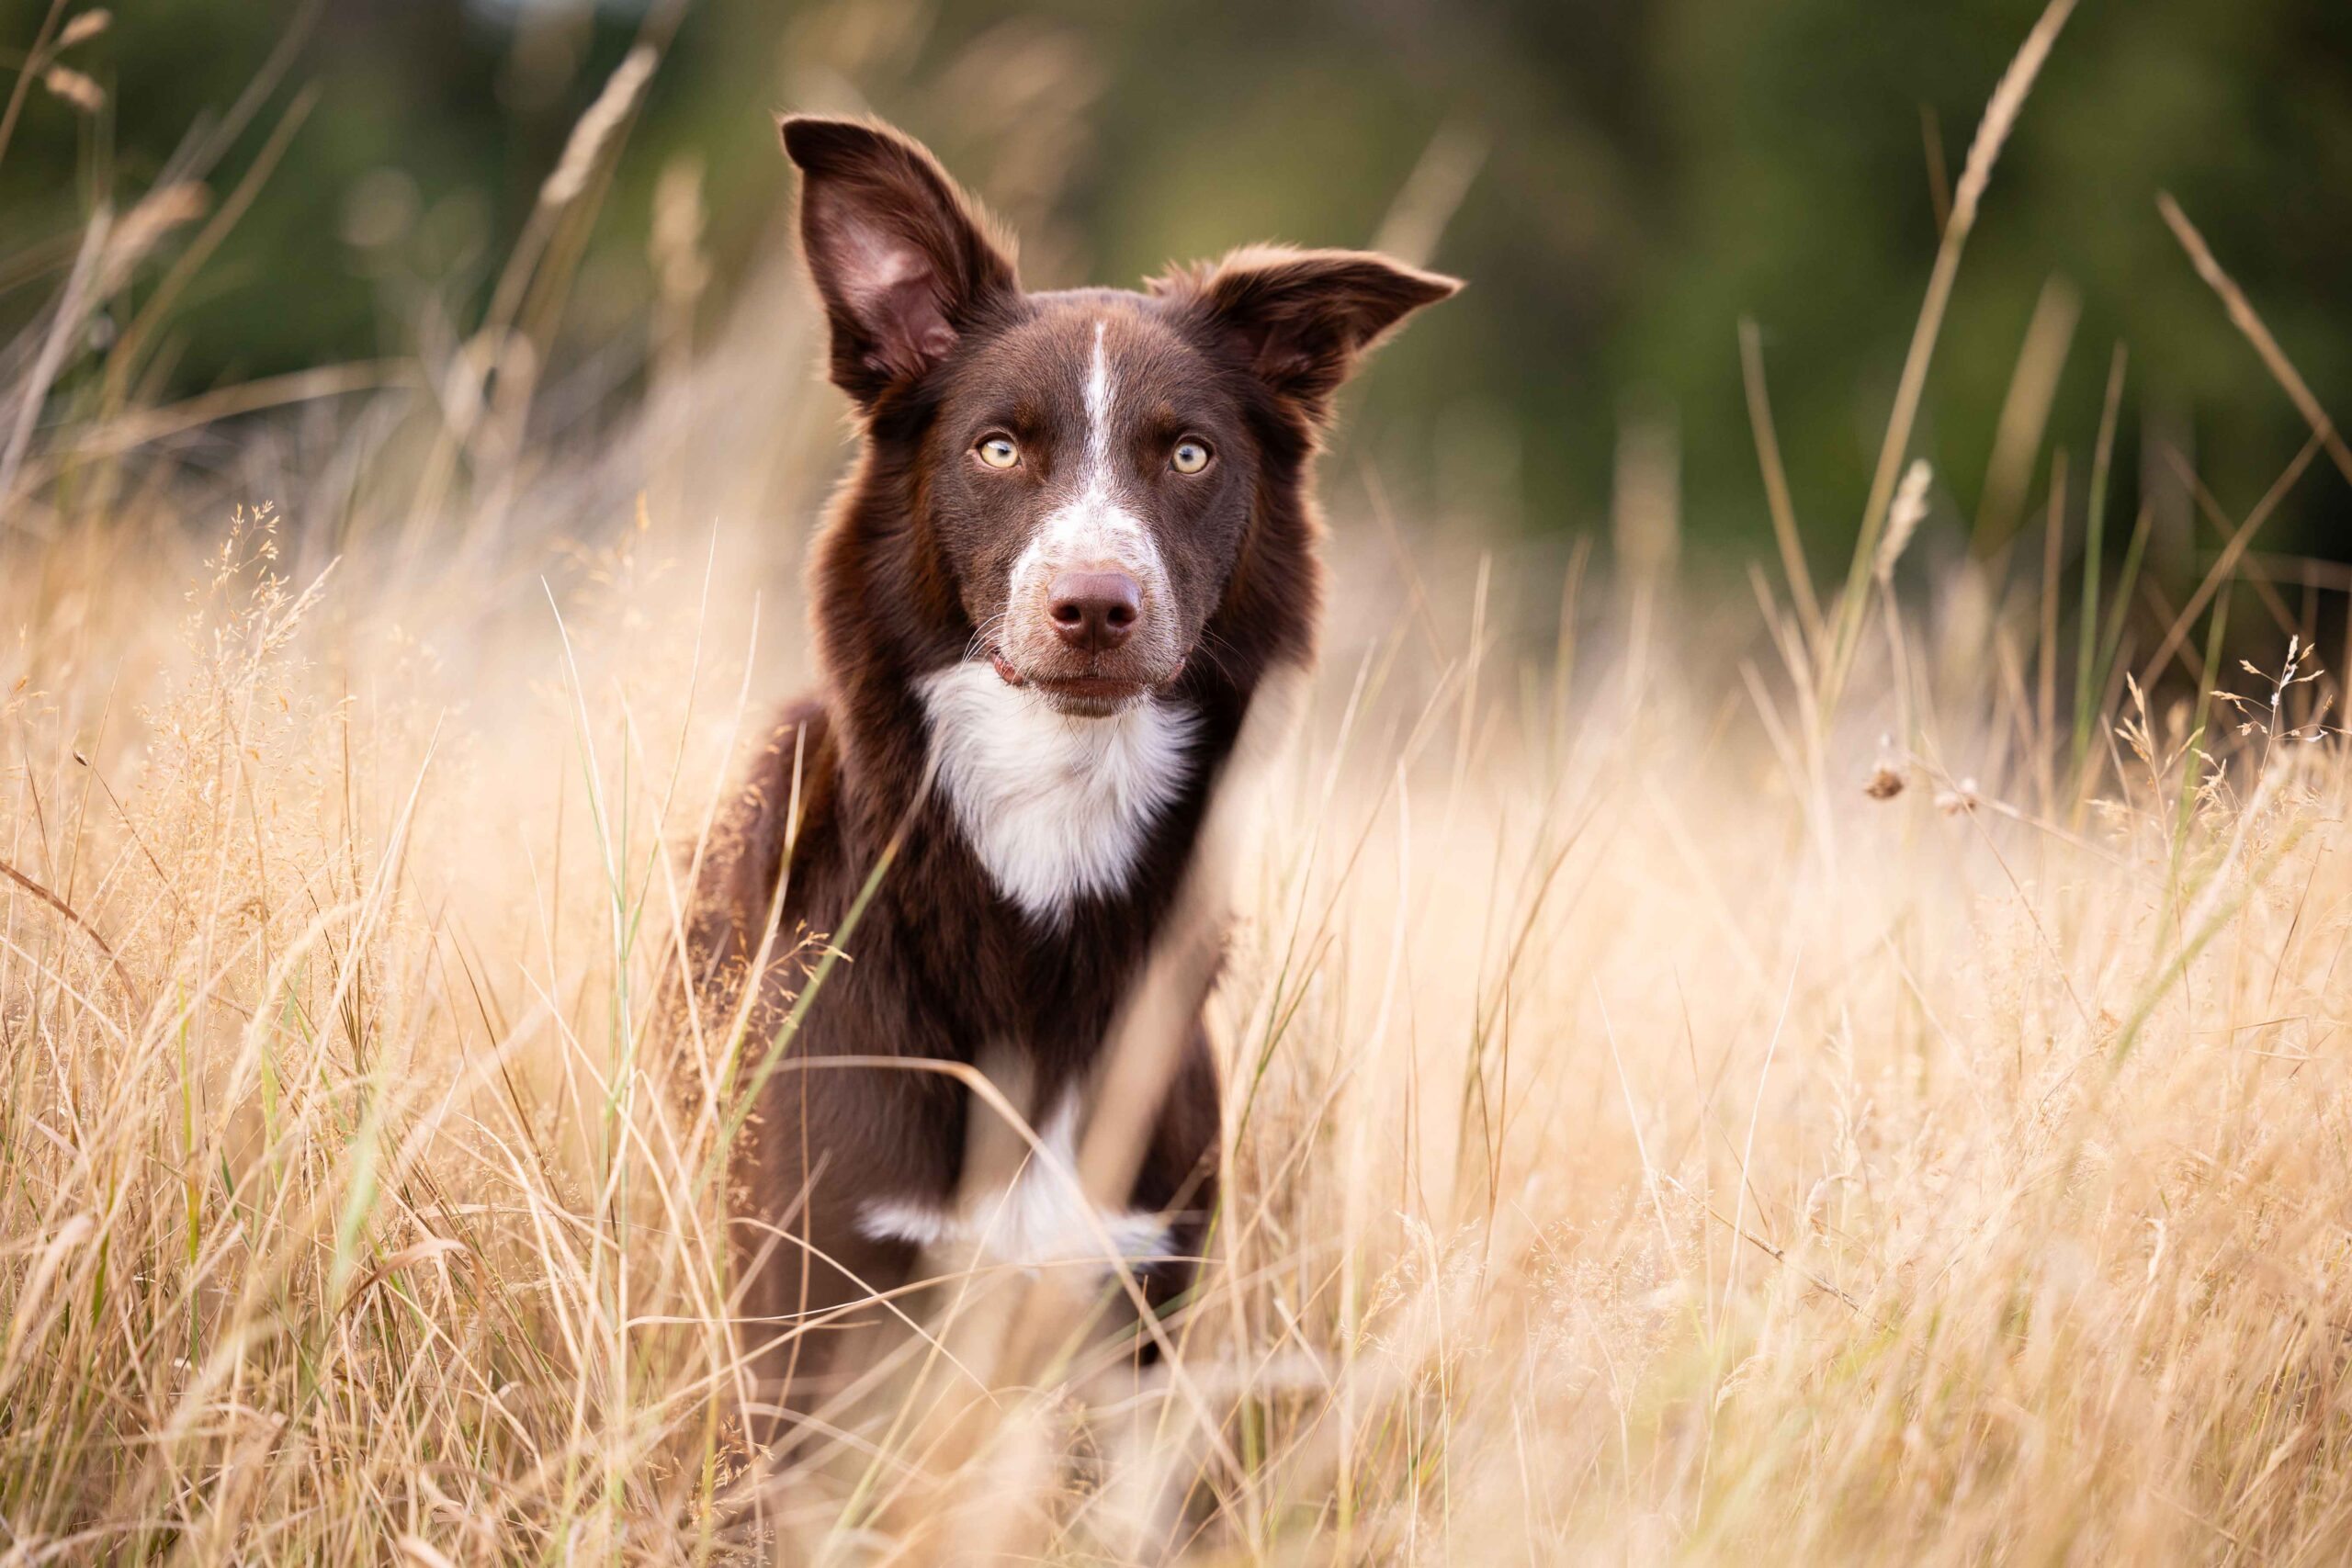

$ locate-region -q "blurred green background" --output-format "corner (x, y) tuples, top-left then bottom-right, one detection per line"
(5, 0), (2348, 568)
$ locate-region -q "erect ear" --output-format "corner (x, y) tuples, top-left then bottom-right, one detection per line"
(778, 115), (1020, 407)
(1169, 245), (1460, 420)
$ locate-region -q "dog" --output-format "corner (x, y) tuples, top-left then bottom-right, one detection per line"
(688, 113), (1455, 1428)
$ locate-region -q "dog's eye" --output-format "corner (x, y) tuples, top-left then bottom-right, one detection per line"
(1171, 438), (1211, 475)
(975, 435), (1021, 469)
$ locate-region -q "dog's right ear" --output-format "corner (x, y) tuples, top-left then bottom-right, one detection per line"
(779, 115), (1020, 408)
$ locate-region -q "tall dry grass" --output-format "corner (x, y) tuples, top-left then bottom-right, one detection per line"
(7, 3), (2352, 1562)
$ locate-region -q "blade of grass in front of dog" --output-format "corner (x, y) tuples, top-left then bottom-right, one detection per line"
(2035, 450), (2068, 817)
(1822, 0), (2077, 715)
(0, 1), (72, 178)
(2158, 192), (2352, 491)
(327, 1067), (386, 1317)
(1230, 640), (1388, 1150)
(179, 995), (201, 1372)
(98, 86), (320, 426)
(2093, 504), (2153, 719)
(1739, 318), (1822, 660)
(704, 760), (935, 1193)
(2071, 344), (2128, 788)
(540, 578), (654, 1550)
(2163, 589), (2232, 919)
(2118, 778), (2304, 1066)
(0, 206), (106, 505)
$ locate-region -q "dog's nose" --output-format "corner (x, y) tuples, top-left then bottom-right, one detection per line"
(1047, 570), (1141, 652)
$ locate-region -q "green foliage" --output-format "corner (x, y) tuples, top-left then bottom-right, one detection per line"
(5, 0), (2347, 556)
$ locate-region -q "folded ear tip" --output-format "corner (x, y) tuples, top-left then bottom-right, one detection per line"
(1313, 248), (1464, 306)
(1409, 267), (1466, 303)
(1352, 254), (1463, 320)
(777, 114), (888, 171)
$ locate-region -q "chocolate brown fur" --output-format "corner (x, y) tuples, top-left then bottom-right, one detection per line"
(689, 116), (1455, 1428)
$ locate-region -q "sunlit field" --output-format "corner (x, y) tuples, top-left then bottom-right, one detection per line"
(9, 3), (2352, 1562)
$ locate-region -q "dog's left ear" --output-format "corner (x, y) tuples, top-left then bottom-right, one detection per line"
(1169, 245), (1461, 422)
(779, 115), (1020, 407)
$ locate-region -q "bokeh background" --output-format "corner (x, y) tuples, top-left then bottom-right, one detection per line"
(4, 0), (2348, 569)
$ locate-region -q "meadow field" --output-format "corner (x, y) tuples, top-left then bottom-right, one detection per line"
(7, 1), (2352, 1561)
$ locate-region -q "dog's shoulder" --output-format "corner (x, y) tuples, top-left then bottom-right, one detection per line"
(686, 696), (841, 981)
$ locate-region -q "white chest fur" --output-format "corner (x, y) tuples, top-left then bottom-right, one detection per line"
(857, 1094), (1170, 1269)
(915, 661), (1199, 921)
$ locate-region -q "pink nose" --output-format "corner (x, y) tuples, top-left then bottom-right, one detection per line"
(1047, 570), (1141, 652)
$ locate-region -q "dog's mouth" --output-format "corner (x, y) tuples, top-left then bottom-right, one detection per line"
(987, 647), (1182, 716)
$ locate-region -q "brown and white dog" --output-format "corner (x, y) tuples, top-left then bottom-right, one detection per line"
(690, 114), (1454, 1424)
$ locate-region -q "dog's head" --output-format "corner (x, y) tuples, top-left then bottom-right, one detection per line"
(782, 116), (1457, 717)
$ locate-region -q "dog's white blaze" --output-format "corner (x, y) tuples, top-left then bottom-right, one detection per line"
(1083, 318), (1114, 476)
(856, 1096), (1172, 1268)
(1004, 319), (1170, 624)
(916, 660), (1198, 920)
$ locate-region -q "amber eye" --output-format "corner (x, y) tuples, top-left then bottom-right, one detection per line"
(976, 434), (1020, 469)
(1171, 437), (1211, 475)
